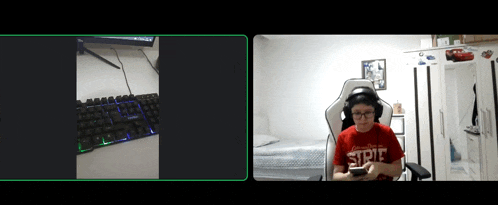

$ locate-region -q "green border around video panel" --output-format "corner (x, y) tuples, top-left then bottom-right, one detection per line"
(0, 34), (248, 181)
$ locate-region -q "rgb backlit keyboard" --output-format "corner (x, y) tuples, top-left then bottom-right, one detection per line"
(76, 93), (160, 154)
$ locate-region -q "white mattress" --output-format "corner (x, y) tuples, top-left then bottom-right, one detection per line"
(253, 139), (326, 180)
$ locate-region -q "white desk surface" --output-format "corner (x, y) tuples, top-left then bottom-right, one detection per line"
(76, 44), (159, 179)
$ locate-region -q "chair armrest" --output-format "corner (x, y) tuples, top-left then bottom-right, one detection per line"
(406, 162), (431, 181)
(308, 175), (322, 181)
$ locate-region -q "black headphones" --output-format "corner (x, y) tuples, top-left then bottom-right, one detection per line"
(343, 87), (383, 119)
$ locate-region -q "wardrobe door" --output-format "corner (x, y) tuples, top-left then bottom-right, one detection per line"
(477, 53), (498, 180)
(414, 65), (435, 181)
(490, 60), (498, 180)
(430, 62), (447, 181)
(475, 59), (489, 179)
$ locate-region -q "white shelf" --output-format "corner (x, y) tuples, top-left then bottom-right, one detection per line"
(404, 45), (467, 53)
(404, 40), (498, 53)
(394, 114), (407, 181)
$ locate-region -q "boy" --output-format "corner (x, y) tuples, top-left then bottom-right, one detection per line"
(332, 88), (404, 181)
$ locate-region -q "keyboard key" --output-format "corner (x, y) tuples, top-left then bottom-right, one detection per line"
(93, 135), (104, 144)
(103, 133), (115, 143)
(153, 124), (160, 133)
(79, 137), (93, 151)
(116, 131), (127, 141)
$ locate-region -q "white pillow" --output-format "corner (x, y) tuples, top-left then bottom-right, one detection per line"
(253, 134), (279, 147)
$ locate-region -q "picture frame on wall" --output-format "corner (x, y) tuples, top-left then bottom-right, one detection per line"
(362, 59), (386, 90)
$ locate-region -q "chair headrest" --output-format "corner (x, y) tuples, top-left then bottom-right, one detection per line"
(325, 79), (392, 142)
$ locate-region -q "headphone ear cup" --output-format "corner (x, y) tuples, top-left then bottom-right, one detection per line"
(375, 101), (383, 118)
(343, 104), (351, 119)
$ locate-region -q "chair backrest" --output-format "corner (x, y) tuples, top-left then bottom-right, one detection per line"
(324, 79), (393, 180)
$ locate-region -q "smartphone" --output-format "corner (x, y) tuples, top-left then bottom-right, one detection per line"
(349, 167), (368, 176)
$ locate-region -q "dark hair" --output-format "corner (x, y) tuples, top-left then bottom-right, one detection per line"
(348, 94), (376, 111)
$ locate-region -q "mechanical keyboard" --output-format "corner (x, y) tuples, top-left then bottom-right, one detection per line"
(77, 93), (160, 154)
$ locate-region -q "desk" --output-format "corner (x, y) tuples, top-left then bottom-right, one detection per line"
(76, 45), (159, 179)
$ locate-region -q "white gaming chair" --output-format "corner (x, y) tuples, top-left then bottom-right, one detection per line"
(309, 78), (431, 181)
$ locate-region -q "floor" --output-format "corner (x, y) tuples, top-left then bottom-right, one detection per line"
(256, 161), (477, 181)
(448, 159), (473, 181)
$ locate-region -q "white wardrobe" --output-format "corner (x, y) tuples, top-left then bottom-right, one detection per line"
(407, 42), (498, 180)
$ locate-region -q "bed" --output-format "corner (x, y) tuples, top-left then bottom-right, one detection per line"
(253, 134), (326, 181)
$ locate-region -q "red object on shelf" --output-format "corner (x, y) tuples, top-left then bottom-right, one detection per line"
(446, 49), (474, 62)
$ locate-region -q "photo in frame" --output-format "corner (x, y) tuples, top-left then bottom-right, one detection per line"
(362, 59), (386, 90)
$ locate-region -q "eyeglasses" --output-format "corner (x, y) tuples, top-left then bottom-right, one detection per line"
(352, 111), (375, 120)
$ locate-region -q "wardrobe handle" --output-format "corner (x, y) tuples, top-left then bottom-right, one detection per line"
(440, 109), (444, 137)
(481, 109), (486, 136)
(487, 108), (492, 135)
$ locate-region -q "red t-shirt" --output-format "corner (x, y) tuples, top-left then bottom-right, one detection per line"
(332, 123), (405, 181)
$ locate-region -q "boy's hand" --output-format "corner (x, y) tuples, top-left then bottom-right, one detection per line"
(361, 161), (382, 181)
(347, 163), (368, 181)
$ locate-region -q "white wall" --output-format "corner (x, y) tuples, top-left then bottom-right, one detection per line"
(254, 35), (430, 141)
(253, 35), (270, 134)
(253, 35), (268, 118)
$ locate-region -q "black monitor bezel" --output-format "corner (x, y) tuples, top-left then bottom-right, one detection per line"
(77, 36), (156, 47)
